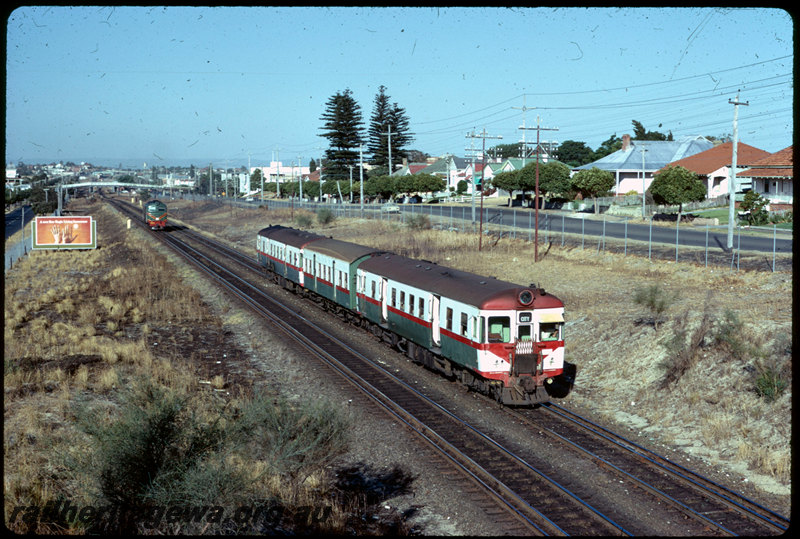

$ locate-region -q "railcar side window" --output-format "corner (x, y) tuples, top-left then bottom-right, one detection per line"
(540, 322), (561, 342)
(445, 308), (453, 331)
(400, 291), (406, 311)
(418, 297), (425, 318)
(518, 325), (532, 341)
(460, 313), (468, 337)
(488, 316), (511, 343)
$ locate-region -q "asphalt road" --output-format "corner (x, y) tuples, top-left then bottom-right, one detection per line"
(402, 204), (792, 255)
(5, 205), (32, 241)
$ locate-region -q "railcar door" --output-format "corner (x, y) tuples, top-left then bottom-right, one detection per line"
(431, 295), (441, 346)
(380, 278), (389, 322)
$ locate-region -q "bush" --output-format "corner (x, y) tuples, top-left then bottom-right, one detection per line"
(295, 213), (313, 229)
(316, 207), (336, 226)
(406, 213), (431, 231)
(633, 284), (677, 331)
(71, 379), (352, 533)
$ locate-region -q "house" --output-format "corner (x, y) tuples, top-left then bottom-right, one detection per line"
(737, 146), (793, 211)
(250, 161), (310, 184)
(573, 134), (714, 195)
(662, 141), (770, 198)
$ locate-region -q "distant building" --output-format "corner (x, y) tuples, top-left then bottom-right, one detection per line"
(738, 146), (793, 211)
(573, 134), (714, 195)
(662, 141), (770, 198)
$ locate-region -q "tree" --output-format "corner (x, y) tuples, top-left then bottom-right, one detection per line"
(365, 175), (396, 201)
(537, 161), (572, 199)
(632, 120), (672, 141)
(319, 88), (365, 180)
(648, 165), (706, 221)
(413, 173), (446, 195)
(571, 167), (615, 213)
(489, 143), (523, 159)
(592, 134), (623, 161)
(367, 85), (413, 171)
(556, 140), (594, 168)
(738, 191), (769, 226)
(491, 169), (521, 196)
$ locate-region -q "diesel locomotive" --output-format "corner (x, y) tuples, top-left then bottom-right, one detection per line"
(256, 225), (575, 405)
(144, 200), (168, 230)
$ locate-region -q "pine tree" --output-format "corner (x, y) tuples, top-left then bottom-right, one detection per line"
(319, 88), (364, 180)
(367, 85), (413, 172)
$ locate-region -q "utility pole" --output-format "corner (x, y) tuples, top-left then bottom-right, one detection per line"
(512, 95), (535, 167)
(465, 130), (478, 223)
(728, 90), (749, 249)
(466, 128), (503, 251)
(275, 150), (280, 198)
(298, 155), (303, 205)
(520, 116), (558, 262)
(640, 146), (648, 219)
(359, 145), (364, 217)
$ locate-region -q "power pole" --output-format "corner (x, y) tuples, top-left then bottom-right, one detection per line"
(298, 155), (303, 205)
(465, 130), (478, 223)
(466, 128), (503, 251)
(728, 90), (749, 249)
(520, 116), (558, 262)
(512, 95), (535, 167)
(359, 145), (364, 217)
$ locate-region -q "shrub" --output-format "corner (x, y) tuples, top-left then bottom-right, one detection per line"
(633, 284), (677, 331)
(406, 213), (431, 231)
(316, 207), (336, 226)
(712, 309), (750, 361)
(295, 213), (313, 229)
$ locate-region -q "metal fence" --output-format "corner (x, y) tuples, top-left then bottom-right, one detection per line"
(243, 197), (791, 273)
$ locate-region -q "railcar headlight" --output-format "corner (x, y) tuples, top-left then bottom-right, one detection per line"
(518, 290), (533, 306)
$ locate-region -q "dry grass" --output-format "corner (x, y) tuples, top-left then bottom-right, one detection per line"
(4, 201), (366, 535)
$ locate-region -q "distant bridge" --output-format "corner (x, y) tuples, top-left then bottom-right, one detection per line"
(55, 182), (191, 215)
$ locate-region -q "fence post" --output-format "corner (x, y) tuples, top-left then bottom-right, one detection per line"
(772, 224), (777, 272)
(561, 214), (565, 247)
(675, 217), (680, 263)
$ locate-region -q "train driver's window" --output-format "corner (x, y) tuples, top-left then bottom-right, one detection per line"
(518, 325), (532, 341)
(488, 316), (510, 343)
(540, 323), (561, 342)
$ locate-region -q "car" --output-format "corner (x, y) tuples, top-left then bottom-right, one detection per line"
(381, 203), (400, 214)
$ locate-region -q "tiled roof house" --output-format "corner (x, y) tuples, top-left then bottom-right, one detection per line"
(738, 146), (793, 210)
(663, 141), (770, 198)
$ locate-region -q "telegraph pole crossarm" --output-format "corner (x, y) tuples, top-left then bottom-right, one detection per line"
(466, 128), (503, 251)
(520, 116), (558, 262)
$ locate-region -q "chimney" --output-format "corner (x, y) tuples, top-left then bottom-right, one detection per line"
(622, 134), (631, 151)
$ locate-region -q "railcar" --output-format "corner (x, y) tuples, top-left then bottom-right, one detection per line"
(143, 200), (168, 230)
(256, 225), (574, 405)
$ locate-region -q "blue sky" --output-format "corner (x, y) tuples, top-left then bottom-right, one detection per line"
(6, 6), (793, 169)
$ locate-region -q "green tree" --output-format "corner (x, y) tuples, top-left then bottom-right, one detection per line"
(632, 120), (672, 141)
(537, 161), (572, 199)
(592, 134), (623, 161)
(739, 191), (769, 226)
(367, 85), (413, 170)
(319, 88), (365, 180)
(365, 174), (396, 201)
(648, 165), (706, 221)
(491, 169), (521, 196)
(571, 167), (615, 213)
(489, 143), (523, 159)
(556, 140), (594, 167)
(413, 173), (446, 195)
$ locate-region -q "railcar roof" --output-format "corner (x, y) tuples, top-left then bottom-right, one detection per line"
(257, 225), (326, 248)
(359, 252), (562, 309)
(305, 238), (382, 263)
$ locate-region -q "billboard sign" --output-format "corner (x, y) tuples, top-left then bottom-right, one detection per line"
(31, 216), (97, 250)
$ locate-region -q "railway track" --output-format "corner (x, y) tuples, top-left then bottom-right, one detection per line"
(105, 196), (789, 535)
(513, 403), (790, 536)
